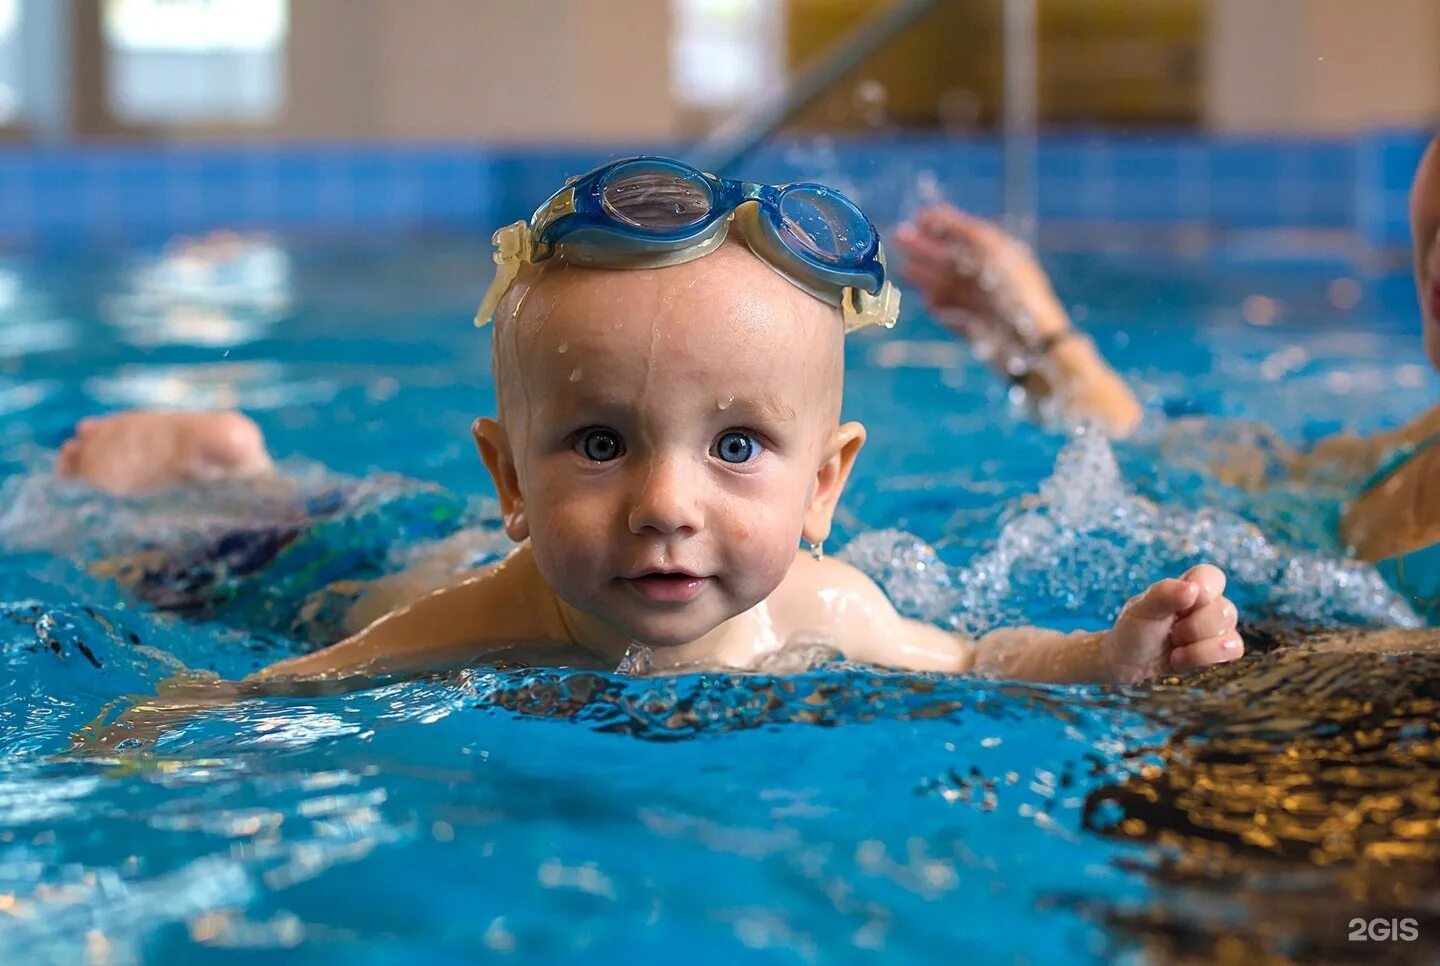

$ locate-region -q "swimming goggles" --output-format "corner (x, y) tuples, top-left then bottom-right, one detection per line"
(474, 156), (901, 332)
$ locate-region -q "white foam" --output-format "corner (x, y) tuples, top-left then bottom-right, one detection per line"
(843, 430), (1420, 636)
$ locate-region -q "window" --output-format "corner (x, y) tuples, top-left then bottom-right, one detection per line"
(0, 0), (20, 123)
(104, 0), (288, 124)
(670, 0), (782, 109)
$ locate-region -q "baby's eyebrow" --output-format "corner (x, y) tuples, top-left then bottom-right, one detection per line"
(728, 394), (797, 423)
(540, 390), (630, 419)
(540, 387), (798, 423)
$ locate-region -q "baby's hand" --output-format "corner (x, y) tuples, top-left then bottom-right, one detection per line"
(1101, 564), (1243, 684)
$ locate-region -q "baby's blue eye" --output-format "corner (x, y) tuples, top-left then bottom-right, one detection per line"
(578, 429), (624, 462)
(714, 430), (762, 464)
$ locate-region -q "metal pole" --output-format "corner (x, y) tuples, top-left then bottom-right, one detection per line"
(1002, 0), (1038, 242)
(692, 0), (950, 176)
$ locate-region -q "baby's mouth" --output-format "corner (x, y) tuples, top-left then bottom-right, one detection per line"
(621, 571), (710, 604)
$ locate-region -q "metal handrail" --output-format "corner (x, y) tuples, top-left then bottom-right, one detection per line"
(691, 0), (951, 175)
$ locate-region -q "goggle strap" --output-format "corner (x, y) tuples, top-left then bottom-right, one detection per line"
(474, 221), (534, 328)
(843, 284), (902, 332)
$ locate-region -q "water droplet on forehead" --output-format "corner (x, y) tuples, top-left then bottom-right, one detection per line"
(556, 342), (568, 354)
(717, 396), (733, 411)
(569, 367), (582, 382)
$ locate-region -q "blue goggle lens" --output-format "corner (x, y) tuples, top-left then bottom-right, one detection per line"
(601, 163), (714, 231)
(777, 186), (874, 267)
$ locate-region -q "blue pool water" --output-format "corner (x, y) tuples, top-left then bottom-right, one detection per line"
(0, 234), (1436, 962)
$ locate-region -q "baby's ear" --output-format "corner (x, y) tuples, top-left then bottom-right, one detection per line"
(474, 417), (529, 541)
(803, 421), (866, 545)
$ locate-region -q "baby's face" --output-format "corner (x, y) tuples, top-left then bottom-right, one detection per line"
(479, 241), (861, 651)
(1412, 135), (1440, 368)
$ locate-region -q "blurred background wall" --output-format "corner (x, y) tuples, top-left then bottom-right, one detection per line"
(0, 0), (1435, 248)
(2, 0), (1434, 143)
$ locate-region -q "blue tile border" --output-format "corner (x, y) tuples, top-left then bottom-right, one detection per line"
(0, 144), (496, 246)
(1355, 129), (1432, 248)
(0, 130), (1428, 248)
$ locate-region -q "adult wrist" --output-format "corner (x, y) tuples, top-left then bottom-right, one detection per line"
(1005, 327), (1085, 386)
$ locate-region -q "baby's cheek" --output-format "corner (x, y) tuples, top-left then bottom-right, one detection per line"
(725, 503), (801, 585)
(528, 491), (609, 571)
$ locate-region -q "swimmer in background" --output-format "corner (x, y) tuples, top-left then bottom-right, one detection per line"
(57, 158), (1243, 705)
(895, 134), (1440, 618)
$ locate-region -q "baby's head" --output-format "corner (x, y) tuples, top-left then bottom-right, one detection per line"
(474, 236), (866, 650)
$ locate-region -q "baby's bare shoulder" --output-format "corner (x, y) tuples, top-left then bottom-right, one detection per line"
(769, 551), (900, 634)
(407, 545), (560, 640)
(257, 546), (561, 680)
(778, 550), (888, 592)
(770, 550), (969, 672)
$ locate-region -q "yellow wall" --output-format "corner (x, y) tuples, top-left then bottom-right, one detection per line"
(1040, 0), (1200, 126)
(783, 0), (1199, 131)
(785, 0), (1001, 130)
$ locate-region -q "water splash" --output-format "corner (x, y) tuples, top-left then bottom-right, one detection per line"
(615, 643), (653, 676)
(843, 430), (1419, 636)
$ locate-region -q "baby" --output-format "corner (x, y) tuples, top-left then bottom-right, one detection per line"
(58, 157), (1243, 686)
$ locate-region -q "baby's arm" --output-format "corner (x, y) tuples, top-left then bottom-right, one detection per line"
(789, 557), (1241, 684)
(973, 565), (1241, 683)
(73, 551), (557, 753)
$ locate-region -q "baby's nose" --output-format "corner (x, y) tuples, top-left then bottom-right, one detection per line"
(628, 457), (704, 536)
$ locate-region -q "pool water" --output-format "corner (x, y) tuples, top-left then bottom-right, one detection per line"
(0, 235), (1436, 962)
